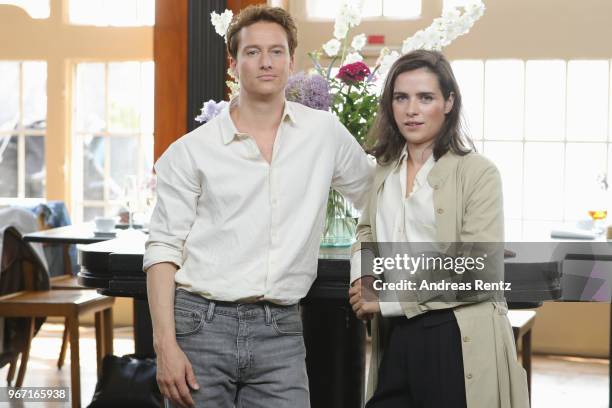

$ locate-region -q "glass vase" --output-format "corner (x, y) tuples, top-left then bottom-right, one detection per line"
(321, 189), (357, 247)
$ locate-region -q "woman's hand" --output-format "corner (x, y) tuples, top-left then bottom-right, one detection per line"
(349, 275), (381, 320)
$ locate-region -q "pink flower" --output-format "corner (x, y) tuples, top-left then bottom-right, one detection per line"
(335, 61), (371, 85)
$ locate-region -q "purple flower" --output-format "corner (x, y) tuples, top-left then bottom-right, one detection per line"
(285, 72), (331, 111)
(195, 99), (228, 123)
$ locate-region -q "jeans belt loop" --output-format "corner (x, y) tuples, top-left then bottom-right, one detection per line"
(264, 303), (272, 325)
(205, 300), (216, 322)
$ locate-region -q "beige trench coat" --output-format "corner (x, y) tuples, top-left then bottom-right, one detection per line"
(352, 151), (530, 408)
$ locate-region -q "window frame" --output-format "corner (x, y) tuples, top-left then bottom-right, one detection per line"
(71, 60), (153, 223)
(304, 0), (422, 22)
(0, 60), (47, 205)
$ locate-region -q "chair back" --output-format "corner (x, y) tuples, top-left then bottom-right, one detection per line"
(0, 226), (50, 367)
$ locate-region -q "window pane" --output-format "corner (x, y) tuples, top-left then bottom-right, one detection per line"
(609, 145), (612, 193)
(69, 0), (104, 25)
(523, 142), (564, 220)
(564, 143), (607, 221)
(69, 0), (154, 26)
(108, 62), (141, 133)
(525, 60), (565, 141)
(566, 60), (609, 141)
(384, 0), (420, 18)
(504, 219), (522, 241)
(84, 206), (104, 222)
(306, 0), (339, 19)
(482, 142), (523, 219)
(75, 63), (106, 133)
(83, 135), (105, 200)
(0, 0), (50, 19)
(362, 0), (381, 18)
(143, 133), (154, 174)
(452, 60), (483, 139)
(25, 135), (44, 197)
(137, 0), (154, 25)
(306, 0), (420, 19)
(109, 136), (139, 200)
(141, 62), (154, 134)
(0, 136), (18, 197)
(484, 60), (524, 140)
(105, 0), (138, 27)
(0, 62), (19, 132)
(443, 0), (475, 11)
(22, 61), (47, 128)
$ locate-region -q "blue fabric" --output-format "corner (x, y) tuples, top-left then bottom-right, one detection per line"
(21, 201), (78, 276)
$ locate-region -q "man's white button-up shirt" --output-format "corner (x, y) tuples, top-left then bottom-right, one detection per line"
(143, 100), (374, 305)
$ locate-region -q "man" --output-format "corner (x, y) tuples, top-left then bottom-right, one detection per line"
(143, 5), (373, 408)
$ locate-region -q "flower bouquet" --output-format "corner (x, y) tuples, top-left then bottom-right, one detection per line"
(204, 1), (486, 246)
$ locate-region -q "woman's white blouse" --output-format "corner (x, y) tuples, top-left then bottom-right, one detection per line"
(353, 149), (437, 317)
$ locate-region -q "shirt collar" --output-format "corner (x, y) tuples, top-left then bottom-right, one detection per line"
(392, 144), (408, 172)
(393, 144), (436, 186)
(415, 154), (435, 187)
(219, 98), (297, 145)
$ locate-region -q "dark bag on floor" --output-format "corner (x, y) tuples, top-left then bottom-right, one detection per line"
(88, 354), (162, 408)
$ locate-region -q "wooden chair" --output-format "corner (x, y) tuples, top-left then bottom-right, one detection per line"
(507, 310), (536, 403)
(36, 209), (102, 371)
(0, 227), (114, 408)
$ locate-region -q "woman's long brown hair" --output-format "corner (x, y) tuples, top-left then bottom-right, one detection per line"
(368, 50), (474, 165)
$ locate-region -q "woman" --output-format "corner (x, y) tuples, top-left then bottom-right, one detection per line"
(348, 50), (529, 408)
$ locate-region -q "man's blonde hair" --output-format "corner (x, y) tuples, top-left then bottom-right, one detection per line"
(226, 5), (298, 59)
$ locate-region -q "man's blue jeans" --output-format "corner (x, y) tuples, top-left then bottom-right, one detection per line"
(167, 288), (310, 407)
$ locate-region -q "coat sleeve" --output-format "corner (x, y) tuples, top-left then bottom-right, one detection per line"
(459, 155), (505, 243)
(349, 181), (379, 284)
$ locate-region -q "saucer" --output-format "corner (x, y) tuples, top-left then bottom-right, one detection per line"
(94, 230), (117, 238)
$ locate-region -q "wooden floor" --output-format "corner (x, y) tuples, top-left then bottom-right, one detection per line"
(0, 323), (135, 408)
(0, 323), (608, 407)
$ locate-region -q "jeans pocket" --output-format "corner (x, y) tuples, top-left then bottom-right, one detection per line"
(174, 306), (204, 337)
(271, 309), (303, 336)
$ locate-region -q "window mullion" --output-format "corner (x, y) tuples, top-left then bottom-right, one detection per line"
(17, 62), (25, 198)
(103, 63), (111, 216)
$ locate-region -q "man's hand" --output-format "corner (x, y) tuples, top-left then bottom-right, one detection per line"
(349, 275), (380, 320)
(155, 340), (200, 408)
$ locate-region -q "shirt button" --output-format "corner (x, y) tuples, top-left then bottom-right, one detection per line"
(466, 373), (473, 380)
(437, 208), (444, 215)
(463, 336), (471, 342)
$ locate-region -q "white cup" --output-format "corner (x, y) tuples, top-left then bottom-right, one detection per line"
(576, 219), (594, 230)
(94, 216), (116, 232)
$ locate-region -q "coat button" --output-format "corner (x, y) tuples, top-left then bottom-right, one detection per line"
(463, 336), (471, 342)
(436, 208), (444, 215)
(466, 373), (473, 380)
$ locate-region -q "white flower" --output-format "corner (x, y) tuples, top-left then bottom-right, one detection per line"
(210, 9), (233, 41)
(344, 52), (363, 64)
(341, 0), (364, 26)
(465, 2), (485, 20)
(323, 39), (342, 57)
(397, 0), (485, 55)
(334, 15), (349, 40)
(377, 51), (400, 78)
(442, 9), (460, 21)
(401, 38), (417, 54)
(351, 33), (367, 51)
